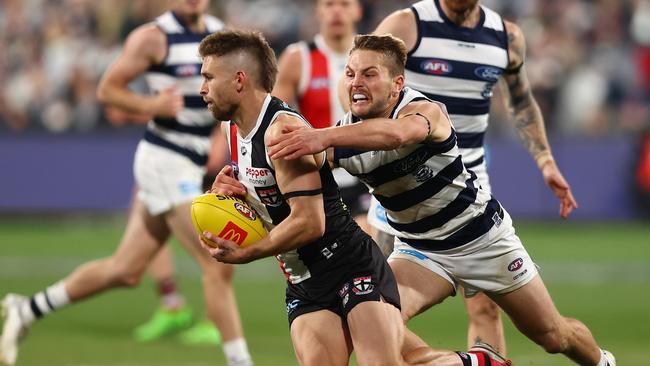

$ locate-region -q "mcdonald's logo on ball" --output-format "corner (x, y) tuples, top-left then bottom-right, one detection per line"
(218, 221), (248, 246)
(191, 193), (267, 248)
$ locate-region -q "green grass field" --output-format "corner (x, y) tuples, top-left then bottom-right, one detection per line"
(1, 216), (649, 366)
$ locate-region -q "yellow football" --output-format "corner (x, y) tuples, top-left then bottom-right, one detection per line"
(191, 193), (266, 248)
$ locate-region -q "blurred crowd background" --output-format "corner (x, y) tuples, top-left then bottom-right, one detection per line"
(1, 0), (650, 217)
(1, 0), (649, 135)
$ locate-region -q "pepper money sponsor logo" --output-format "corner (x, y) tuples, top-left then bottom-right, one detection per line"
(244, 167), (276, 186)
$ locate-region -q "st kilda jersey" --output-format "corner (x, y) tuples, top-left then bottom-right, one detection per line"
(225, 94), (358, 284)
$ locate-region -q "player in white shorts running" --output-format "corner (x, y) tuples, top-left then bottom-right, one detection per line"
(0, 2), (252, 366)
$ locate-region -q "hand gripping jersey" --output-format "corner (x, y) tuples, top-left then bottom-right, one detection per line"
(406, 0), (509, 192)
(143, 11), (224, 166)
(225, 95), (358, 284)
(335, 88), (504, 251)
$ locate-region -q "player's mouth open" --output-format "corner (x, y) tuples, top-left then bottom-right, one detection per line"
(351, 93), (369, 104)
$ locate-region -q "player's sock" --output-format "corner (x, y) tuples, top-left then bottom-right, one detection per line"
(23, 281), (70, 321)
(158, 278), (185, 310)
(223, 338), (253, 366)
(597, 349), (616, 366)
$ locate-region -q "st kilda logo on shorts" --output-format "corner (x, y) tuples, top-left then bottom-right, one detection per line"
(508, 257), (524, 272)
(234, 202), (256, 221)
(352, 276), (374, 295)
(218, 221), (248, 246)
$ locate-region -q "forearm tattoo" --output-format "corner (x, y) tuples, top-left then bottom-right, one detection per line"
(506, 73), (549, 161)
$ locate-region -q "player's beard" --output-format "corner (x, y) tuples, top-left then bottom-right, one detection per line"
(209, 103), (237, 122)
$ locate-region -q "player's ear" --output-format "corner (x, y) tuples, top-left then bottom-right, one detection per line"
(391, 74), (404, 97)
(235, 70), (246, 93)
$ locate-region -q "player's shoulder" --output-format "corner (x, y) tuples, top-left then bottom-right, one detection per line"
(278, 41), (307, 62)
(375, 8), (417, 50)
(271, 110), (305, 130)
(399, 98), (443, 118)
(125, 22), (166, 51)
(378, 7), (416, 30)
(503, 20), (525, 47)
(502, 19), (526, 65)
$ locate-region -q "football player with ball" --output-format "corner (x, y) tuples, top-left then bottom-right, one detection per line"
(197, 29), (406, 366)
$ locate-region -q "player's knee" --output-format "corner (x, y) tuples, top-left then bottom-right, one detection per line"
(294, 348), (331, 366)
(110, 260), (144, 287)
(466, 296), (500, 324)
(532, 326), (569, 354)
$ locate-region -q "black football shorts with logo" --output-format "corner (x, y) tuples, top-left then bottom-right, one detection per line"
(284, 229), (400, 326)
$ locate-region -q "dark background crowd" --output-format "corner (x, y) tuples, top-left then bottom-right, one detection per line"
(1, 0), (648, 136)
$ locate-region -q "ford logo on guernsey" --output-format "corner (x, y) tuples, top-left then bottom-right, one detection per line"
(234, 202), (256, 221)
(508, 257), (524, 272)
(474, 66), (502, 81)
(421, 59), (452, 75)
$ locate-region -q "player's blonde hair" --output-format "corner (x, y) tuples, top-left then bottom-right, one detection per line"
(351, 34), (407, 77)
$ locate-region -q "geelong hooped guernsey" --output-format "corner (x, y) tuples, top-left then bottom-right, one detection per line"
(406, 0), (509, 177)
(334, 87), (503, 251)
(143, 11), (224, 166)
(297, 34), (348, 129)
(226, 94), (358, 284)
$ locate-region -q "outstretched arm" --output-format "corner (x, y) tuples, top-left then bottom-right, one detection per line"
(202, 114), (327, 264)
(267, 100), (449, 160)
(501, 20), (577, 218)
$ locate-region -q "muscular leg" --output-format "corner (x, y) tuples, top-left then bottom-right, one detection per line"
(64, 198), (170, 301)
(491, 275), (602, 365)
(291, 311), (352, 366)
(347, 301), (404, 366)
(388, 259), (457, 359)
(463, 292), (506, 354)
(164, 202), (244, 342)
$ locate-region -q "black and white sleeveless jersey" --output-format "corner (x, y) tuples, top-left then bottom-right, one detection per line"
(334, 87), (504, 251)
(406, 0), (509, 176)
(143, 11), (224, 166)
(225, 95), (358, 284)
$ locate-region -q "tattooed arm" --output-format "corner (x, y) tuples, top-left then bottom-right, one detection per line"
(501, 20), (578, 218)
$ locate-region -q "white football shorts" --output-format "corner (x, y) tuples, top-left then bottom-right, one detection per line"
(133, 140), (206, 215)
(388, 209), (539, 297)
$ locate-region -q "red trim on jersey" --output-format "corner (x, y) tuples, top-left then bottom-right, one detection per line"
(299, 46), (333, 129)
(229, 123), (238, 164)
(467, 352), (487, 366)
(278, 260), (291, 281)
